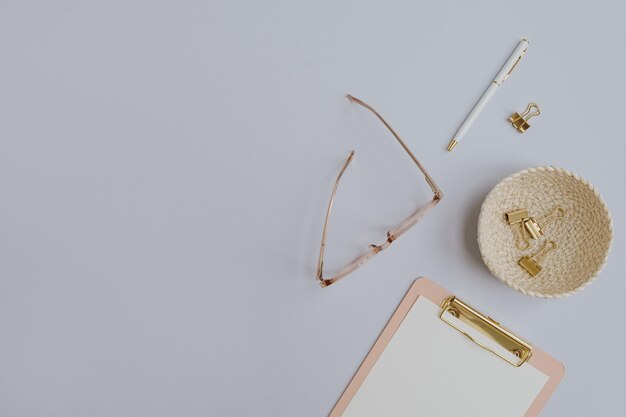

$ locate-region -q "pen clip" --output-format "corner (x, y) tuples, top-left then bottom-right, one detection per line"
(503, 44), (528, 82)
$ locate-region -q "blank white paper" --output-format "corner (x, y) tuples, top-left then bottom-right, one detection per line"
(342, 296), (549, 417)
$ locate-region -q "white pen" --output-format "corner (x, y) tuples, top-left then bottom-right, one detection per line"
(447, 39), (529, 152)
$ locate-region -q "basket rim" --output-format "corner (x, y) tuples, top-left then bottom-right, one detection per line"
(477, 166), (613, 298)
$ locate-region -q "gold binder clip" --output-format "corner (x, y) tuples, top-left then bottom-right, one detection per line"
(508, 103), (540, 133)
(523, 207), (565, 240)
(505, 209), (529, 225)
(518, 240), (557, 277)
(505, 208), (531, 250)
(440, 296), (532, 367)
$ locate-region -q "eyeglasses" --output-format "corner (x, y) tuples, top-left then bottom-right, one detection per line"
(316, 95), (443, 287)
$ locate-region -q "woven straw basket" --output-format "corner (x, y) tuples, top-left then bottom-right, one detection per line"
(478, 167), (612, 298)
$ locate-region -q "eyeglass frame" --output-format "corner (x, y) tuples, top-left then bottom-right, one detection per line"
(316, 94), (443, 287)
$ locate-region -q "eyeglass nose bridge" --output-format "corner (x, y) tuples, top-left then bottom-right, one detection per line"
(370, 232), (397, 254)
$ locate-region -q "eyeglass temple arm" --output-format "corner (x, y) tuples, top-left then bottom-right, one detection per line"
(316, 150), (355, 281)
(346, 94), (442, 198)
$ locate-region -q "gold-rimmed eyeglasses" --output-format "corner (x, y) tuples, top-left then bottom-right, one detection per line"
(316, 95), (443, 287)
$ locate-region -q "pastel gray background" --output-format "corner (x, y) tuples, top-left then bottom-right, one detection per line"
(1, 1), (624, 416)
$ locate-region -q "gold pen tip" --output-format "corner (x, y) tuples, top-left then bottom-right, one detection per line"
(447, 139), (458, 152)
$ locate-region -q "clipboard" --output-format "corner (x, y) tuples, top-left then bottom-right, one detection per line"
(329, 278), (564, 417)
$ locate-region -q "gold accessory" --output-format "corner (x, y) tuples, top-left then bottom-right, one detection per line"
(523, 207), (565, 240)
(440, 296), (532, 367)
(505, 209), (529, 225)
(505, 208), (532, 250)
(316, 95), (443, 288)
(518, 240), (557, 277)
(508, 103), (540, 133)
(505, 207), (565, 250)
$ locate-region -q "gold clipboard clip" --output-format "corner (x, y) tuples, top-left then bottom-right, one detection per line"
(439, 297), (532, 367)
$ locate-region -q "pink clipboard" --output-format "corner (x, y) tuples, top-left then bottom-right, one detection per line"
(329, 278), (565, 417)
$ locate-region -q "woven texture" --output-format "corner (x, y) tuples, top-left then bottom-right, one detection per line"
(478, 167), (613, 298)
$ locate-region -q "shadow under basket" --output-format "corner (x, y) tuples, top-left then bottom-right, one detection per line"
(477, 167), (613, 298)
